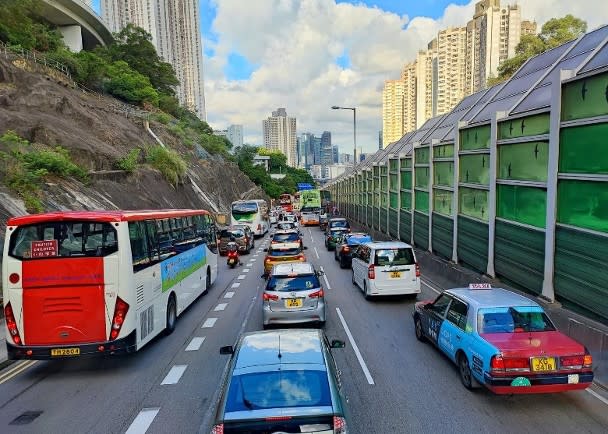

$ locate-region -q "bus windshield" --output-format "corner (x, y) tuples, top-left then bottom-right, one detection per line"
(232, 202), (258, 214)
(9, 222), (118, 259)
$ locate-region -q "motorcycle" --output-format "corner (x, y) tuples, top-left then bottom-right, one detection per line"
(226, 241), (239, 268)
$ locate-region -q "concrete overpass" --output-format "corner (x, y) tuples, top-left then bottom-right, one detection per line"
(41, 0), (113, 51)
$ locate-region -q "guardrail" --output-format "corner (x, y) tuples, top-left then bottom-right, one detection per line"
(0, 41), (71, 78)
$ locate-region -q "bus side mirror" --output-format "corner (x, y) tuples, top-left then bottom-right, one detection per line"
(220, 345), (234, 355)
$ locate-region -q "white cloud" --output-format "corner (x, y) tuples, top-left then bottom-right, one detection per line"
(204, 0), (608, 153)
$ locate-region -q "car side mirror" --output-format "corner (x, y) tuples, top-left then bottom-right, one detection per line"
(263, 248), (268, 252)
(423, 303), (431, 310)
(220, 345), (234, 355)
(303, 246), (308, 250)
(330, 339), (346, 349)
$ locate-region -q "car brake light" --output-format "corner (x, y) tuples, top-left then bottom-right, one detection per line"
(266, 416), (292, 421)
(561, 355), (584, 368)
(491, 355), (530, 372)
(4, 302), (22, 345)
(415, 263), (420, 277)
(309, 289), (324, 298)
(333, 416), (346, 433)
(297, 254), (305, 261)
(110, 297), (129, 340)
(490, 355), (504, 371)
(368, 264), (375, 279)
(263, 293), (279, 301)
(211, 424), (224, 434)
(265, 257), (272, 263)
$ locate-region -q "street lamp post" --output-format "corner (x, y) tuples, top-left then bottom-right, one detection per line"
(332, 105), (357, 220)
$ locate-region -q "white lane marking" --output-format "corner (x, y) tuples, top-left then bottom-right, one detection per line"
(161, 365), (188, 385)
(336, 307), (375, 385)
(243, 268), (250, 273)
(0, 360), (37, 385)
(308, 228), (314, 243)
(314, 247), (320, 259)
(214, 303), (228, 311)
(421, 279), (441, 295)
(231, 282), (240, 288)
(224, 291), (235, 299)
(253, 254), (259, 257)
(125, 408), (160, 434)
(185, 337), (205, 352)
(237, 275), (246, 280)
(319, 266), (331, 290)
(587, 388), (608, 405)
(249, 258), (256, 262)
(202, 318), (217, 328)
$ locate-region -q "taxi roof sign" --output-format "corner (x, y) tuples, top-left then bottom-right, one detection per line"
(469, 283), (492, 289)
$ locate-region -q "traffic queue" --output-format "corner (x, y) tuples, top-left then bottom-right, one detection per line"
(212, 205), (595, 432)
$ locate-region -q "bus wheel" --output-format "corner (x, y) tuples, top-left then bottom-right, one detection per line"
(166, 295), (177, 334)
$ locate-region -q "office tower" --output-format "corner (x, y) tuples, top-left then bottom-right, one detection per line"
(101, 0), (206, 120)
(320, 131), (333, 167)
(262, 108), (297, 167)
(332, 145), (340, 164)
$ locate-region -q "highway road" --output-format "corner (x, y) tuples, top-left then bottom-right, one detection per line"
(0, 225), (607, 433)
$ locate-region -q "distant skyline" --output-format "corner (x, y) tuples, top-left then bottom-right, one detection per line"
(91, 0), (608, 155)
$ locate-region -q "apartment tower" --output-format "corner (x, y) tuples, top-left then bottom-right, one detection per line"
(263, 108), (297, 167)
(101, 0), (206, 120)
(382, 79), (405, 147)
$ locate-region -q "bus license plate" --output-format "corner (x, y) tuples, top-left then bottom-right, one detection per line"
(285, 299), (303, 308)
(390, 271), (401, 278)
(51, 348), (80, 357)
(531, 356), (555, 372)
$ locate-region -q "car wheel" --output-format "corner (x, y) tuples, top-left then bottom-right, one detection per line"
(459, 353), (474, 390)
(414, 316), (426, 342)
(165, 296), (177, 334)
(340, 258), (348, 269)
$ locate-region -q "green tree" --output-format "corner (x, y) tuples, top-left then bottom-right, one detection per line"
(104, 61), (159, 106)
(106, 24), (179, 96)
(0, 0), (63, 51)
(492, 15), (587, 84)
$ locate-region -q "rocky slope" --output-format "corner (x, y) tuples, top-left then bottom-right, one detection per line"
(0, 53), (266, 239)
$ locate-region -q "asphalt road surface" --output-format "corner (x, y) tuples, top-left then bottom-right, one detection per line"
(0, 226), (607, 434)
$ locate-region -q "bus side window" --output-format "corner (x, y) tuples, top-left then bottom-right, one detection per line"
(157, 219), (175, 258)
(171, 218), (183, 242)
(129, 222), (151, 271)
(144, 220), (160, 263)
(207, 216), (218, 253)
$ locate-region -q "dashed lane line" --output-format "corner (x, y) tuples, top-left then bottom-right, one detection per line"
(314, 247), (319, 259)
(336, 307), (375, 385)
(160, 365), (188, 385)
(237, 275), (246, 280)
(185, 337), (205, 352)
(202, 318), (218, 328)
(231, 282), (240, 288)
(214, 303), (227, 311)
(319, 266), (331, 290)
(243, 268), (250, 273)
(125, 408), (160, 434)
(587, 388), (608, 406)
(224, 291), (235, 299)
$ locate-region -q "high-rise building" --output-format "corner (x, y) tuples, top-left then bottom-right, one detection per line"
(416, 48), (435, 129)
(262, 108), (297, 167)
(465, 0), (532, 93)
(382, 79), (405, 147)
(436, 26), (467, 115)
(299, 133), (314, 169)
(101, 0), (206, 120)
(84, 0), (95, 8)
(320, 132), (333, 167)
(332, 145), (339, 164)
(378, 131), (383, 150)
(226, 125), (243, 148)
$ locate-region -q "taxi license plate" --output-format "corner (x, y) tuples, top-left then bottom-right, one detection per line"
(531, 356), (555, 372)
(390, 271), (402, 278)
(50, 348), (80, 357)
(285, 298), (303, 308)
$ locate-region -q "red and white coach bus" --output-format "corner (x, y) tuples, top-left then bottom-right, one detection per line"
(2, 209), (218, 359)
(278, 193), (293, 213)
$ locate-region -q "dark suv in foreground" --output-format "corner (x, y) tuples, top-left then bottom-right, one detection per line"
(213, 329), (349, 433)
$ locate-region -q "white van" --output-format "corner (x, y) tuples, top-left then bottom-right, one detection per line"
(351, 241), (420, 299)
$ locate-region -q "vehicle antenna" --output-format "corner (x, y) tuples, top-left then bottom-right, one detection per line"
(278, 335), (282, 359)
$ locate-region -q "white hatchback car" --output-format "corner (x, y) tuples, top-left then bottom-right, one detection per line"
(351, 241), (420, 299)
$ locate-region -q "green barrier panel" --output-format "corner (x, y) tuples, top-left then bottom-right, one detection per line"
(555, 226), (608, 322)
(557, 180), (608, 233)
(559, 123), (608, 175)
(380, 208), (388, 233)
(415, 147), (430, 164)
(415, 166), (430, 188)
(494, 220), (545, 295)
(460, 124), (491, 150)
(400, 210), (412, 242)
(562, 71), (608, 121)
(497, 184), (547, 228)
(390, 192), (399, 209)
(433, 144), (454, 158)
(401, 191), (412, 210)
(432, 213), (453, 260)
(401, 158), (412, 168)
(389, 209), (399, 238)
(401, 171), (412, 189)
(498, 141), (548, 181)
(498, 113), (550, 140)
(365, 205), (372, 227)
(457, 215), (488, 273)
(433, 189), (453, 216)
(415, 190), (429, 213)
(413, 211), (429, 250)
(459, 154), (490, 185)
(372, 206), (380, 231)
(434, 161), (454, 187)
(459, 187), (489, 222)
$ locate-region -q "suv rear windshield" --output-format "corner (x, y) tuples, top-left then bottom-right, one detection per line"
(220, 229), (244, 239)
(267, 274), (320, 292)
(268, 247), (301, 257)
(329, 220), (349, 228)
(374, 248), (415, 266)
(225, 370), (331, 411)
(9, 222), (118, 259)
(273, 233), (300, 243)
